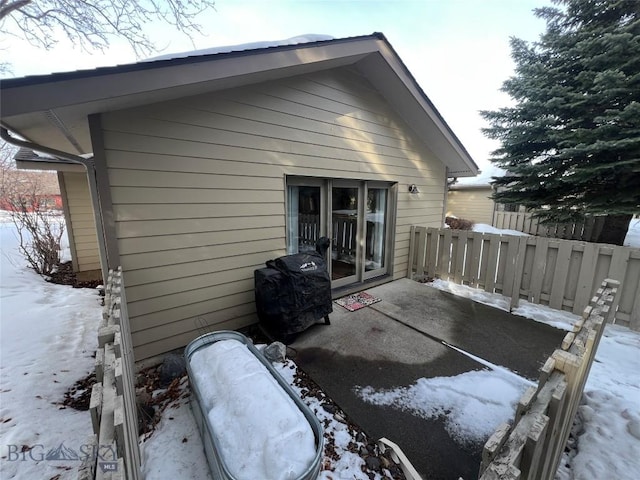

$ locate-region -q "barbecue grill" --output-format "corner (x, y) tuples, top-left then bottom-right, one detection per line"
(254, 237), (332, 343)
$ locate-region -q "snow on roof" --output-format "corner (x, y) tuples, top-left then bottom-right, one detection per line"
(144, 34), (335, 62)
(15, 148), (91, 163)
(452, 163), (505, 188)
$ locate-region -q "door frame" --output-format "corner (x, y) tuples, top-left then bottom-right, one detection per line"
(328, 179), (363, 288)
(285, 176), (396, 289)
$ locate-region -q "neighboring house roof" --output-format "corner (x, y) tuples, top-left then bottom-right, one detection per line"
(449, 183), (494, 191)
(451, 163), (505, 189)
(0, 32), (478, 176)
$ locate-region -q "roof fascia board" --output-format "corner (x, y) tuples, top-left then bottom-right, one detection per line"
(1, 41), (379, 117)
(16, 159), (85, 172)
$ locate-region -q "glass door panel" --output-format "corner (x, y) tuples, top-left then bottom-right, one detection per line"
(287, 185), (321, 254)
(365, 188), (387, 273)
(331, 187), (359, 281)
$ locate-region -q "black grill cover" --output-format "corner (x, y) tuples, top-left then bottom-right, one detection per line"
(255, 241), (332, 341)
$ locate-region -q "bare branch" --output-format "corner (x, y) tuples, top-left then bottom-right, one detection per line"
(1, 0), (217, 58)
(0, 0), (32, 20)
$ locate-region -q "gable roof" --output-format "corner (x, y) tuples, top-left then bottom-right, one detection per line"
(0, 33), (478, 176)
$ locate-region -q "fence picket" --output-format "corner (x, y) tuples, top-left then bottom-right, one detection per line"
(520, 414), (549, 479)
(630, 286), (640, 331)
(426, 228), (438, 277)
(407, 226), (417, 278)
(501, 236), (519, 297)
(527, 237), (549, 303)
(415, 227), (427, 277)
(439, 229), (453, 280)
(453, 231), (467, 284)
(593, 217), (605, 242)
(608, 248), (629, 288)
(572, 243), (599, 316)
(484, 235), (501, 293)
(468, 232), (483, 287)
(539, 379), (568, 480)
(462, 234), (474, 285)
(549, 241), (573, 310)
(478, 236), (490, 290)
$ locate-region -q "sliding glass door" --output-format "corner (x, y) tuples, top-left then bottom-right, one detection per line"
(364, 186), (388, 279)
(286, 177), (393, 288)
(330, 183), (360, 287)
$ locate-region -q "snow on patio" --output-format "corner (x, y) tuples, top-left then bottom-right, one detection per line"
(1, 214), (638, 479)
(356, 369), (531, 446)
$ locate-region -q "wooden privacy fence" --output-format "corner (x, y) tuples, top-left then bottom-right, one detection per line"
(81, 268), (141, 480)
(408, 227), (640, 331)
(493, 212), (606, 242)
(479, 279), (619, 479)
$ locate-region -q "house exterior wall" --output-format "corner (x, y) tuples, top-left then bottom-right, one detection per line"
(59, 171), (101, 272)
(447, 187), (495, 225)
(98, 67), (448, 359)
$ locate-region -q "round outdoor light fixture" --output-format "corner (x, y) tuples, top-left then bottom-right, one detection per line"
(408, 184), (419, 194)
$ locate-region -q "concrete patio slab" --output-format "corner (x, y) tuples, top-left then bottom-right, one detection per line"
(367, 279), (565, 380)
(290, 278), (566, 479)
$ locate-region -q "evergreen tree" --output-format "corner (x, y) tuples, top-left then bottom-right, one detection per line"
(482, 0), (640, 245)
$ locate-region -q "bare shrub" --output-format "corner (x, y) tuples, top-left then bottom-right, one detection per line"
(445, 216), (475, 230)
(1, 144), (64, 275)
(10, 202), (65, 275)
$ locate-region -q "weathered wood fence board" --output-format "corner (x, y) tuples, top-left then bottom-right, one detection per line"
(478, 279), (619, 480)
(85, 268), (140, 480)
(493, 212), (606, 242)
(408, 227), (640, 331)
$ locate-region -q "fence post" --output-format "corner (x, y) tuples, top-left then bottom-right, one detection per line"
(407, 226), (416, 278)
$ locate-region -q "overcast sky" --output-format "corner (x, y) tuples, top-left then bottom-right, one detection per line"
(1, 0), (554, 175)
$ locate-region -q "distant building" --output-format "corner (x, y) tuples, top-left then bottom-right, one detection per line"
(446, 183), (495, 225)
(0, 168), (62, 212)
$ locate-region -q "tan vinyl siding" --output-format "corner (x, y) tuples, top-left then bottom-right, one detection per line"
(61, 172), (101, 272)
(100, 67), (448, 360)
(447, 187), (495, 225)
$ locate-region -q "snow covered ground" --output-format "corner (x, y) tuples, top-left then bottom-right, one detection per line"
(1, 214), (638, 479)
(142, 349), (396, 480)
(625, 218), (640, 248)
(0, 215), (102, 479)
